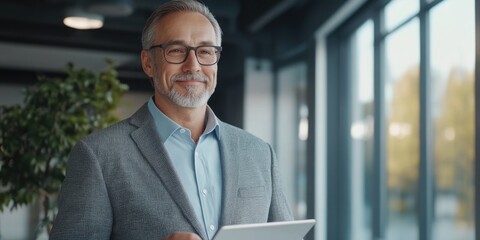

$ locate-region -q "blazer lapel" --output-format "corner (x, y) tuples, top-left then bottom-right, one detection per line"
(129, 105), (207, 239)
(218, 123), (239, 226)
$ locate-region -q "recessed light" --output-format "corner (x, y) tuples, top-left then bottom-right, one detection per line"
(64, 8), (104, 30)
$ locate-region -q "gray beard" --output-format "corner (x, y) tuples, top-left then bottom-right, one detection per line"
(150, 59), (213, 108)
(168, 85), (211, 108)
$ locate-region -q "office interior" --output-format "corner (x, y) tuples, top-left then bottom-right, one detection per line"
(0, 0), (478, 239)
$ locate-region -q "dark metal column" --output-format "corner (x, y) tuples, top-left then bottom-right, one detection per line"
(418, 0), (433, 239)
(372, 7), (386, 240)
(475, 0), (480, 238)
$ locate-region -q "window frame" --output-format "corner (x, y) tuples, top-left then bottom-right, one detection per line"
(325, 0), (479, 239)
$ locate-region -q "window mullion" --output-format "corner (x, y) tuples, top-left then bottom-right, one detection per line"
(418, 0), (433, 239)
(372, 8), (387, 240)
(475, 0), (480, 238)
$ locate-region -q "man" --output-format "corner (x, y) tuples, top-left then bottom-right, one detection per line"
(50, 0), (292, 239)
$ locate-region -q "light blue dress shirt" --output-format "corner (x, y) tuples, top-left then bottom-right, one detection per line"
(147, 98), (222, 239)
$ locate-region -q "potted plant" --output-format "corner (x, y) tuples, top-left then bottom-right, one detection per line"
(0, 60), (128, 237)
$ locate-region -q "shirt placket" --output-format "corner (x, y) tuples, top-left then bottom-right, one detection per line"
(194, 141), (217, 239)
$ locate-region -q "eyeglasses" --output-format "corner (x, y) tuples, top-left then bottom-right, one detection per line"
(148, 43), (222, 66)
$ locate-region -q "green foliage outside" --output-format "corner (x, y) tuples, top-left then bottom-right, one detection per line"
(387, 66), (474, 225)
(434, 69), (474, 224)
(387, 67), (420, 197)
(0, 61), (128, 227)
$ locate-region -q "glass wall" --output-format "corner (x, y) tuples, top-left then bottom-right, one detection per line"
(429, 0), (476, 239)
(384, 15), (420, 240)
(276, 63), (308, 219)
(331, 0), (476, 239)
(349, 20), (374, 240)
(384, 0), (419, 32)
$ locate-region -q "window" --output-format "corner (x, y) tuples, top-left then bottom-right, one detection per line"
(349, 20), (374, 240)
(327, 0), (476, 239)
(276, 62), (308, 220)
(430, 1), (475, 239)
(384, 16), (420, 240)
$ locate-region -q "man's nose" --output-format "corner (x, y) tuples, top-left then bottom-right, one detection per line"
(181, 50), (201, 72)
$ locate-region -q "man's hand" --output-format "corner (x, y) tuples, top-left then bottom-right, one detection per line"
(164, 232), (202, 240)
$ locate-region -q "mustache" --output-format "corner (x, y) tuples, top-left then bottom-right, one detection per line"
(172, 73), (209, 82)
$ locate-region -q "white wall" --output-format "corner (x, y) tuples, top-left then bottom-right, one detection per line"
(0, 84), (25, 106)
(116, 91), (152, 120)
(243, 58), (275, 144)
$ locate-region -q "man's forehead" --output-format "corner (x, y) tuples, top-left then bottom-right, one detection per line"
(162, 39), (216, 46)
(155, 12), (217, 44)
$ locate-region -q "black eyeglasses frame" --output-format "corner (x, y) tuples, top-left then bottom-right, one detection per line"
(148, 43), (222, 66)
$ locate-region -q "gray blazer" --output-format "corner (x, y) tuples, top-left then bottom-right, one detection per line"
(50, 104), (292, 240)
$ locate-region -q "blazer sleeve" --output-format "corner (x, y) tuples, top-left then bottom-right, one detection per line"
(267, 144), (294, 222)
(50, 140), (112, 240)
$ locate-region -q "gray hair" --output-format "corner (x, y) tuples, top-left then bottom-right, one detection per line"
(141, 0), (223, 49)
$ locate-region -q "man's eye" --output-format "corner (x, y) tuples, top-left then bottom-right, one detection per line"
(167, 47), (185, 54)
(198, 48), (214, 55)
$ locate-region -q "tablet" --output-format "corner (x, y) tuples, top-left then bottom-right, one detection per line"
(212, 219), (316, 240)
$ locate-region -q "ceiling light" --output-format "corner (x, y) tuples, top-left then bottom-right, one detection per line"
(64, 8), (104, 30)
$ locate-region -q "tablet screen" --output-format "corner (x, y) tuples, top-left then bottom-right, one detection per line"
(213, 219), (315, 240)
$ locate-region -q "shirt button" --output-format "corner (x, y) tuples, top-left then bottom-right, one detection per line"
(209, 225), (215, 231)
(179, 128), (186, 133)
(202, 188), (208, 195)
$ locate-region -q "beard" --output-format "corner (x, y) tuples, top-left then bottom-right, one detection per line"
(168, 84), (211, 108)
(154, 72), (214, 108)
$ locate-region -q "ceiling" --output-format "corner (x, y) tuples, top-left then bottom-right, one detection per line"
(0, 0), (345, 90)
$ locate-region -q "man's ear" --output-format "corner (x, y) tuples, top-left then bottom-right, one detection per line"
(141, 49), (154, 78)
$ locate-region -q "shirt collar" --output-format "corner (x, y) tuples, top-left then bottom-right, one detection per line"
(205, 105), (220, 139)
(147, 97), (220, 143)
(147, 98), (180, 143)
